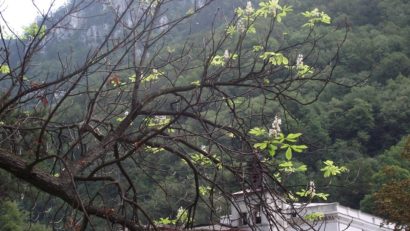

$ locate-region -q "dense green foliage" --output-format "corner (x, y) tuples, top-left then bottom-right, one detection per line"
(280, 0), (410, 226)
(0, 200), (49, 231)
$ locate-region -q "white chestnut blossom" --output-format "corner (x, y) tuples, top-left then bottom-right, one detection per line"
(237, 19), (245, 33)
(308, 180), (316, 195)
(269, 115), (282, 138)
(224, 49), (230, 62)
(313, 8), (320, 17)
(296, 54), (304, 68)
(201, 145), (208, 153)
(245, 1), (254, 15)
(270, 0), (279, 16)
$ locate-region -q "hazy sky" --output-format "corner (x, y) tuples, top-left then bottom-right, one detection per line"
(1, 0), (66, 34)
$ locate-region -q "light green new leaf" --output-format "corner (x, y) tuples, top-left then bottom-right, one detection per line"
(297, 64), (314, 77)
(321, 160), (348, 177)
(247, 26), (256, 34)
(156, 217), (175, 225)
(191, 80), (201, 87)
(276, 5), (293, 22)
(279, 161), (295, 173)
(285, 147), (292, 160)
(191, 153), (213, 166)
(280, 143), (289, 149)
(254, 141), (268, 150)
(295, 164), (307, 172)
(287, 133), (302, 139)
(256, 0), (280, 18)
(129, 74), (136, 82)
(301, 8), (331, 28)
(0, 65), (10, 74)
(253, 45), (263, 52)
(315, 192), (329, 200)
(235, 7), (245, 17)
(116, 116), (125, 122)
(273, 172), (282, 182)
(176, 207), (188, 224)
(142, 69), (163, 83)
(279, 161), (293, 168)
(296, 189), (309, 197)
(291, 145), (308, 153)
(277, 133), (285, 143)
(249, 127), (267, 136)
(199, 185), (211, 196)
(260, 52), (288, 66)
(226, 25), (236, 36)
(268, 144), (277, 157)
(145, 145), (165, 154)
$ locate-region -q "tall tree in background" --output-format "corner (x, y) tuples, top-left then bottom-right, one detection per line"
(0, 0), (347, 230)
(361, 137), (410, 230)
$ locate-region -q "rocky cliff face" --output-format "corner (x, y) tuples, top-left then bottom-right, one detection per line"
(30, 0), (220, 76)
(49, 0), (203, 43)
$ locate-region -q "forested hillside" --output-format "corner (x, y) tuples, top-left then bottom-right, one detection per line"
(0, 0), (409, 230)
(289, 0), (410, 212)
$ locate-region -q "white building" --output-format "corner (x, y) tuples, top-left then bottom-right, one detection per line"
(218, 190), (395, 231)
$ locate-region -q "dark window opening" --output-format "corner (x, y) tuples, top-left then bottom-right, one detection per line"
(252, 204), (262, 224)
(255, 211), (262, 224)
(241, 212), (248, 225)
